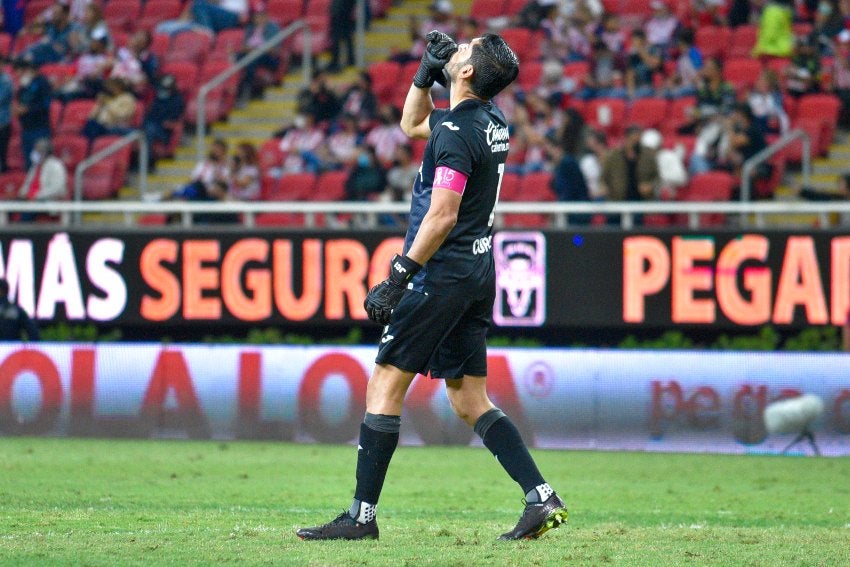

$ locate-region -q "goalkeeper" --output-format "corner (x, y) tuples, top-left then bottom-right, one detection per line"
(297, 31), (567, 541)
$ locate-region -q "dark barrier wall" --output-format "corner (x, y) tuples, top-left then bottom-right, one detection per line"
(1, 344), (848, 455)
(1, 229), (849, 329)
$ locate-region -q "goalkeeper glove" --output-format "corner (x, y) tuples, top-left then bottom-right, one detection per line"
(413, 30), (458, 89)
(364, 254), (422, 325)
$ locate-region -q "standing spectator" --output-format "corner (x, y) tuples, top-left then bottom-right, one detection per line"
(238, 4), (281, 101)
(550, 117), (591, 225)
(18, 138), (68, 205)
(752, 0), (794, 58)
(297, 69), (341, 124)
(82, 78), (137, 143)
(0, 66), (12, 172)
(511, 93), (563, 174)
(12, 57), (52, 169)
(329, 0), (356, 72)
(339, 71), (378, 127)
(143, 74), (185, 166)
(0, 278), (39, 341)
(784, 34), (822, 97)
(228, 142), (261, 201)
(644, 0), (680, 55)
(600, 125), (659, 208)
(580, 128), (608, 201)
(365, 104), (408, 165)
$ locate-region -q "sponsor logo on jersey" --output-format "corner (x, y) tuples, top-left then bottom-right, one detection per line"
(441, 121), (460, 131)
(472, 235), (492, 255)
(485, 121), (510, 153)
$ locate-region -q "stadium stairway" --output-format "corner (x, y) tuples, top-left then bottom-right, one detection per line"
(122, 0), (471, 204)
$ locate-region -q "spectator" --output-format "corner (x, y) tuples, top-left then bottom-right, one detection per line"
(642, 128), (688, 199)
(188, 0), (249, 33)
(56, 33), (111, 101)
(0, 66), (12, 172)
(747, 69), (790, 135)
(77, 2), (112, 54)
(828, 30), (850, 126)
(23, 2), (80, 65)
(310, 113), (362, 171)
(383, 143), (419, 202)
(644, 0), (680, 55)
(511, 93), (563, 174)
(365, 103), (408, 165)
(143, 74), (186, 166)
(195, 178), (240, 224)
(580, 128), (608, 201)
(578, 39), (627, 99)
(345, 145), (386, 201)
(12, 57), (52, 169)
(720, 103), (768, 179)
(0, 278), (39, 341)
(278, 113), (326, 173)
(111, 30), (157, 96)
(329, 0), (356, 72)
(599, 125), (659, 212)
(665, 28), (703, 98)
(18, 138), (68, 206)
(167, 138), (230, 200)
(625, 29), (662, 99)
(338, 71), (378, 127)
(752, 0), (794, 58)
(238, 3), (281, 101)
(785, 34), (821, 97)
(515, 0), (560, 30)
(812, 0), (844, 47)
(678, 57), (737, 134)
(550, 110), (591, 224)
(597, 13), (627, 53)
(399, 0), (457, 64)
(728, 0), (756, 27)
(82, 78), (137, 143)
(228, 142), (261, 201)
(297, 69), (341, 124)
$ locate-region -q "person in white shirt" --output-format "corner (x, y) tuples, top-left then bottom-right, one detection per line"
(18, 138), (68, 203)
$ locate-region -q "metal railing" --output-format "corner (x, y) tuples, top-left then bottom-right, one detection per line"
(73, 130), (148, 221)
(1, 200), (848, 229)
(740, 128), (811, 203)
(195, 20), (313, 164)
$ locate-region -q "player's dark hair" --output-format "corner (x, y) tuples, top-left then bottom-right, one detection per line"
(468, 33), (519, 100)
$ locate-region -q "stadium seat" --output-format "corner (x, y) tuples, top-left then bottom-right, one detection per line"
(258, 139), (286, 174)
(725, 25), (758, 60)
(368, 61), (402, 105)
(517, 60), (543, 91)
(796, 94), (841, 154)
(695, 26), (731, 60)
(91, 136), (132, 191)
(291, 16), (330, 57)
(24, 0), (53, 24)
(255, 212), (305, 227)
(626, 98), (668, 131)
(723, 58), (763, 91)
(12, 31), (43, 56)
(314, 170), (348, 201)
(161, 62), (200, 99)
(266, 0), (306, 27)
(103, 0), (141, 33)
(40, 63), (75, 89)
(0, 32), (11, 58)
(519, 171), (556, 202)
(786, 118), (823, 162)
(304, 0), (331, 18)
(209, 28), (246, 61)
(562, 61), (590, 90)
(53, 135), (89, 173)
(57, 100), (97, 136)
(262, 172), (316, 201)
(0, 171), (25, 200)
(138, 0), (184, 31)
(80, 159), (118, 200)
(497, 171), (522, 202)
(503, 0), (527, 15)
(6, 139), (24, 172)
(583, 98), (627, 139)
(470, 0), (507, 19)
(163, 30), (212, 65)
(150, 32), (172, 60)
(677, 171), (736, 226)
(499, 28), (536, 62)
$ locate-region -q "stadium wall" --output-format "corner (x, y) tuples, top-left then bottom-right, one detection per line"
(1, 343), (848, 456)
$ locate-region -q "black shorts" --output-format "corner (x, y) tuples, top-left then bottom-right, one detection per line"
(375, 286), (495, 379)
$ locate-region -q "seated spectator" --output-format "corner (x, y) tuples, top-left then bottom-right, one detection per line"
(665, 28), (703, 98)
(678, 57), (736, 134)
(77, 3), (112, 54)
(393, 0), (457, 64)
(345, 145), (386, 201)
(691, 103), (767, 177)
(195, 178), (240, 224)
(511, 93), (564, 174)
(365, 104), (408, 165)
(784, 35), (821, 97)
(577, 40), (627, 99)
(166, 138), (230, 200)
(228, 142), (261, 201)
(625, 29), (662, 99)
(22, 2), (80, 65)
(18, 138), (68, 202)
(515, 0), (560, 31)
(828, 30), (850, 126)
(644, 0), (680, 56)
(82, 78), (137, 143)
(747, 69), (790, 135)
(56, 32), (111, 100)
(562, 7), (594, 62)
(812, 0), (844, 49)
(308, 113), (362, 171)
(297, 69), (341, 124)
(339, 72), (378, 127)
(752, 0), (794, 58)
(642, 128), (688, 199)
(383, 143), (419, 202)
(143, 74), (186, 165)
(110, 30), (157, 97)
(238, 3), (281, 101)
(597, 13), (627, 53)
(188, 0), (249, 33)
(278, 113), (326, 173)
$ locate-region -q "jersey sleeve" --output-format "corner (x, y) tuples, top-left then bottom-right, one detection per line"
(431, 120), (474, 177)
(428, 108), (451, 130)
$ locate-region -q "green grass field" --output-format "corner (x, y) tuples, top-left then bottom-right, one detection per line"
(1, 438), (848, 566)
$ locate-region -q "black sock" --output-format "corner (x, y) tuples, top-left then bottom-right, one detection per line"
(475, 408), (545, 495)
(353, 418), (399, 507)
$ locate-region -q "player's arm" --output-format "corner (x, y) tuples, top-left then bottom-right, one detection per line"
(405, 186), (462, 265)
(400, 30), (457, 140)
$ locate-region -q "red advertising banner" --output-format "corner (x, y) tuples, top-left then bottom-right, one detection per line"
(1, 344), (848, 455)
(1, 229), (848, 329)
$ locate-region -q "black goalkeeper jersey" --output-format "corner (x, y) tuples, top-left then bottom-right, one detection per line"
(404, 98), (510, 295)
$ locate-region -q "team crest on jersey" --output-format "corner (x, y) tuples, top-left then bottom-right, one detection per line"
(485, 121), (510, 153)
(493, 232), (546, 327)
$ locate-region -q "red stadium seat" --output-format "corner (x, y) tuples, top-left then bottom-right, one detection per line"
(304, 0), (331, 18)
(262, 172), (316, 200)
(626, 98), (669, 130)
(504, 0), (527, 15)
(258, 139), (286, 174)
(563, 61), (590, 89)
(150, 32), (172, 59)
(796, 94), (841, 154)
(695, 26), (731, 60)
(726, 25), (759, 60)
(103, 0), (141, 33)
(0, 32), (11, 58)
(517, 60), (543, 91)
(163, 30), (212, 65)
(161, 62), (200, 98)
(677, 171), (736, 226)
(314, 170), (348, 201)
(53, 135), (89, 173)
(368, 61), (402, 104)
(583, 97), (627, 139)
(663, 96), (697, 136)
(57, 100), (97, 136)
(519, 171), (556, 202)
(266, 0), (306, 26)
(81, 160), (118, 200)
(497, 171), (522, 202)
(0, 171), (25, 200)
(723, 58), (763, 91)
(138, 0), (184, 31)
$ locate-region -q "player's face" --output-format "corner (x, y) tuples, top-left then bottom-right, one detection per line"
(445, 37), (481, 82)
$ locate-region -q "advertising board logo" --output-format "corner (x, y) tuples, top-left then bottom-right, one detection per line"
(493, 232), (546, 327)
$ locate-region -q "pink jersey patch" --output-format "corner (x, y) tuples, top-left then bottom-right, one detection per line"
(433, 166), (468, 195)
